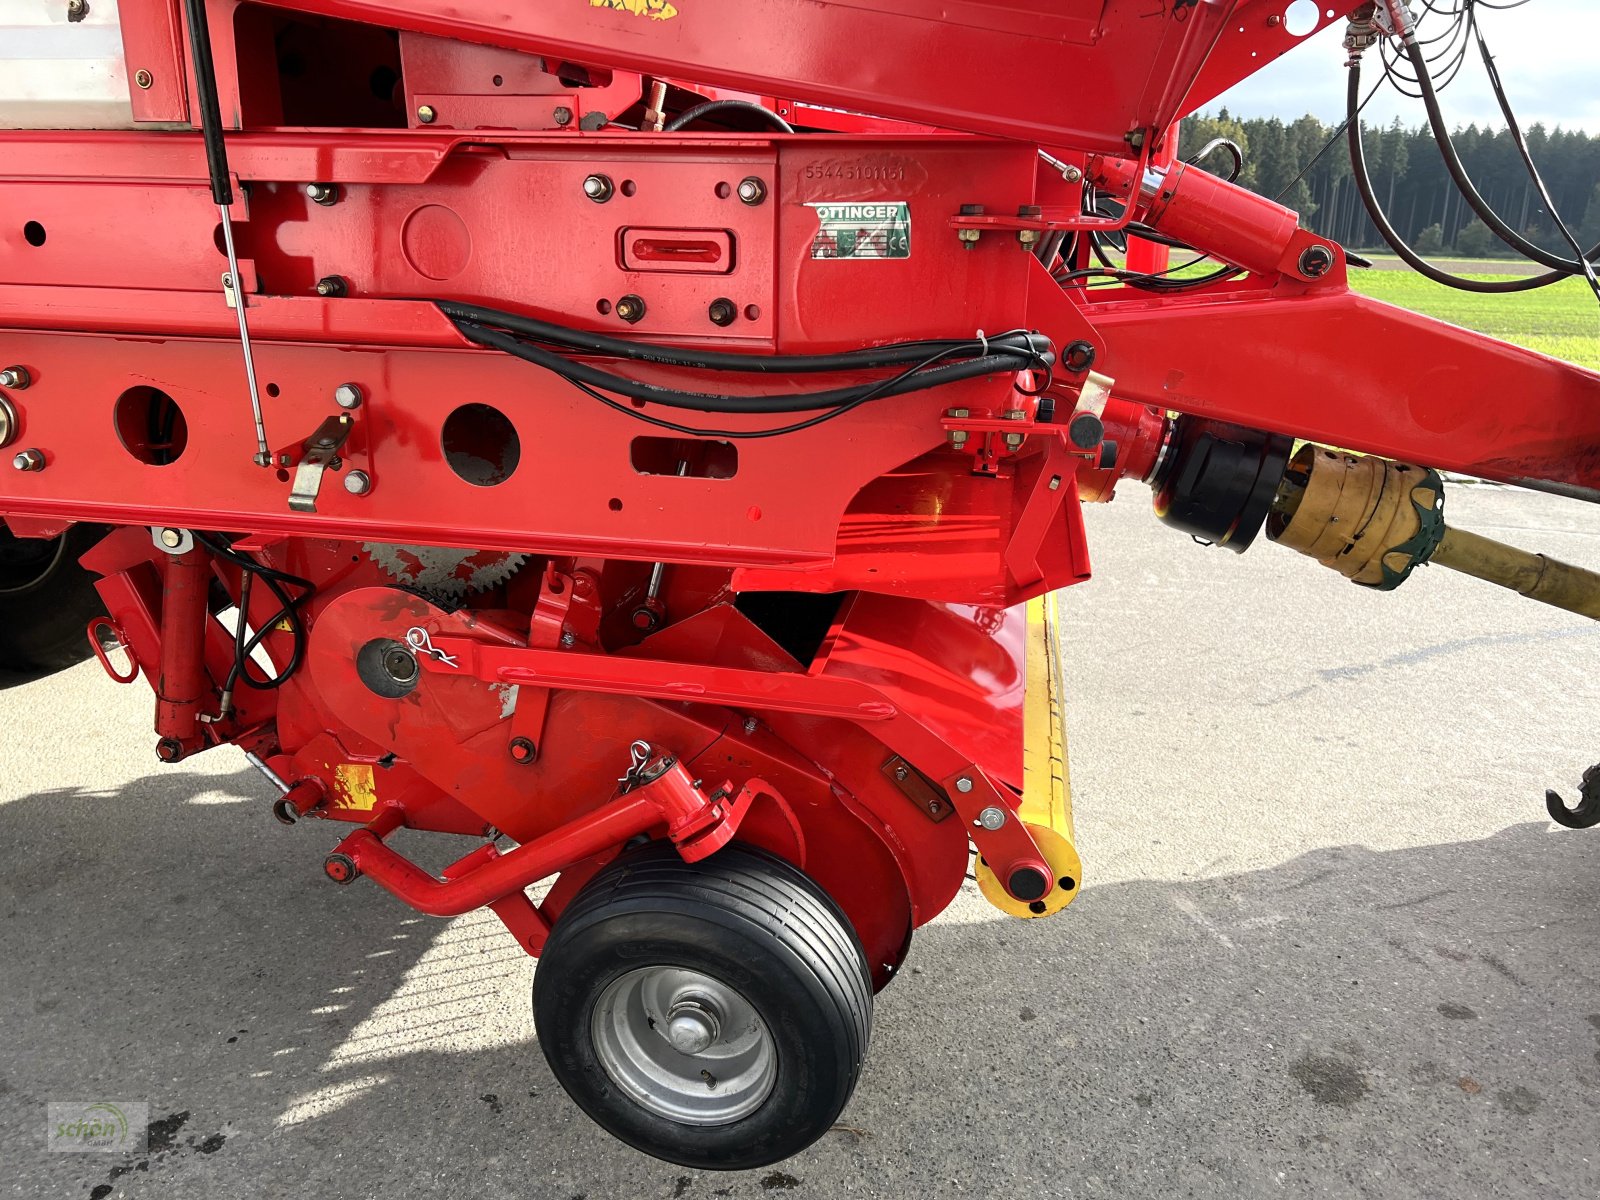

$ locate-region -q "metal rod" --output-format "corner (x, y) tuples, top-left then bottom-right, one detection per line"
(218, 206), (270, 466)
(244, 749), (291, 795)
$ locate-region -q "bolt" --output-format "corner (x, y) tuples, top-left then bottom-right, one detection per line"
(382, 647), (418, 684)
(134, 69), (152, 89)
(1004, 432), (1024, 449)
(305, 182), (337, 206)
(1017, 228), (1040, 247)
(1061, 164), (1083, 184)
(559, 631), (576, 648)
(977, 805), (1005, 830)
(582, 173), (614, 202)
(159, 528), (183, 548)
(278, 454), (292, 468)
(508, 737), (536, 764)
(155, 737), (184, 763)
(957, 227), (981, 249)
(0, 366), (31, 389)
(948, 430), (969, 449)
(416, 105), (437, 124)
(334, 382), (364, 409)
(1299, 243), (1335, 279)
(743, 716), (759, 735)
(893, 764), (909, 781)
(1048, 474), (1062, 491)
(12, 448), (44, 472)
(614, 294), (646, 324)
(553, 106), (574, 127)
(707, 298), (736, 327)
(67, 0), (88, 19)
(343, 470), (371, 495)
(736, 176), (767, 205)
(955, 776), (974, 794)
(314, 275), (347, 298)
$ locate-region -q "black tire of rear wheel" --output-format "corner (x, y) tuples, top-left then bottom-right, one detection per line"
(0, 523), (107, 674)
(533, 840), (872, 1170)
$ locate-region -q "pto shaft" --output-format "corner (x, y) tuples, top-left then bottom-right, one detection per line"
(1430, 527), (1600, 621)
(1268, 445), (1600, 620)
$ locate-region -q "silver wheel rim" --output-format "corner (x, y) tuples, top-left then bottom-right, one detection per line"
(590, 965), (776, 1126)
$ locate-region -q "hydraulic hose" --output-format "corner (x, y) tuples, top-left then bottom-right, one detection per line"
(1346, 61), (1575, 294)
(1398, 31), (1596, 275)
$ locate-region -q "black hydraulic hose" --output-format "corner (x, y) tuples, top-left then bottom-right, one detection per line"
(180, 0), (233, 205)
(663, 99), (794, 133)
(1400, 31), (1594, 275)
(456, 320), (1042, 413)
(1346, 61), (1570, 294)
(438, 301), (1049, 373)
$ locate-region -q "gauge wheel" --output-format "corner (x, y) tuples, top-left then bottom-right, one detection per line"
(0, 522), (106, 675)
(534, 840), (872, 1170)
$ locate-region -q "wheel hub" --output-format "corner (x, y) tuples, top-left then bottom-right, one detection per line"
(590, 965), (775, 1126)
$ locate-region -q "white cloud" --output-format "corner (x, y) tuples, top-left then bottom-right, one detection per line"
(1210, 2), (1600, 133)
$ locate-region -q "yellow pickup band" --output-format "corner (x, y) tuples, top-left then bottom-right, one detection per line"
(974, 592), (1083, 918)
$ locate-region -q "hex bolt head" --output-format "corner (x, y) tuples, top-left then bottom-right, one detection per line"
(67, 0), (88, 19)
(977, 805), (1006, 830)
(12, 448), (44, 472)
(305, 182), (337, 206)
(743, 716), (759, 735)
(0, 366), (31, 390)
(416, 105), (437, 124)
(955, 776), (975, 794)
(707, 298), (736, 327)
(615, 294), (647, 324)
(582, 173), (614, 202)
(343, 470), (371, 495)
(736, 176), (767, 205)
(314, 275), (348, 298)
(1061, 164), (1084, 184)
(553, 106), (574, 127)
(334, 382), (364, 410)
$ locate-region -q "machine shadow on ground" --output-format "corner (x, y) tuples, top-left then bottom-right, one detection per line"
(1, 765), (1597, 1200)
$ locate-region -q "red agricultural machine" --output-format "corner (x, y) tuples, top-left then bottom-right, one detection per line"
(3, 0), (1597, 1169)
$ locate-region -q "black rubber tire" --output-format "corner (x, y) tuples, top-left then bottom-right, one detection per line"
(0, 522), (107, 675)
(534, 840), (872, 1170)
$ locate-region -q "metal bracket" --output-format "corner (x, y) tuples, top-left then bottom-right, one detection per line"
(288, 414), (354, 513)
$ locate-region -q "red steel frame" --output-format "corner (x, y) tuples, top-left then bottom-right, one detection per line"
(3, 0), (1598, 966)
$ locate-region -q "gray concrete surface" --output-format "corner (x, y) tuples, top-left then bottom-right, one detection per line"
(3, 483), (1599, 1200)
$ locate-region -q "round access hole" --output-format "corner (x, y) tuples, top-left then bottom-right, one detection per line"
(442, 402), (520, 486)
(22, 221), (46, 247)
(114, 385), (188, 465)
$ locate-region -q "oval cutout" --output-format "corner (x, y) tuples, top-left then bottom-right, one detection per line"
(114, 385), (188, 465)
(442, 402), (520, 486)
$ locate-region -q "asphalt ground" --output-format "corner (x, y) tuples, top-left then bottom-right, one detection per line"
(3, 481), (1598, 1199)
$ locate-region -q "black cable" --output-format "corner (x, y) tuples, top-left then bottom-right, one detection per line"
(194, 532), (314, 691)
(1398, 20), (1595, 273)
(438, 301), (1048, 374)
(457, 319), (1045, 414)
(1346, 59), (1575, 293)
(663, 99), (794, 133)
(1470, 9), (1600, 305)
(555, 344), (982, 440)
(1184, 137), (1244, 183)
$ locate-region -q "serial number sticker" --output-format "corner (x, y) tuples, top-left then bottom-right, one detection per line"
(806, 201), (911, 260)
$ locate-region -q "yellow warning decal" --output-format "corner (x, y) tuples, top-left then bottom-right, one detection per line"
(331, 763), (378, 812)
(591, 0), (679, 19)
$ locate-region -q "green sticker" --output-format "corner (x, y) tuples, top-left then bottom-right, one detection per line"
(807, 202), (911, 260)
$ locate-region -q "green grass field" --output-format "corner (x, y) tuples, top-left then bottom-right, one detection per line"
(1346, 264), (1599, 370)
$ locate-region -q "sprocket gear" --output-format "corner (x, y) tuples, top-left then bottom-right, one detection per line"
(362, 543), (528, 600)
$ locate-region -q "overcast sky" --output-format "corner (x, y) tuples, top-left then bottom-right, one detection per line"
(1212, 1), (1600, 133)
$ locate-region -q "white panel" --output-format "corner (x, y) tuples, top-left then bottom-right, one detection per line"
(0, 0), (138, 129)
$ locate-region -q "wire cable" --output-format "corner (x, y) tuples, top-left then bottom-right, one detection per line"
(663, 99), (794, 133)
(194, 532), (315, 691)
